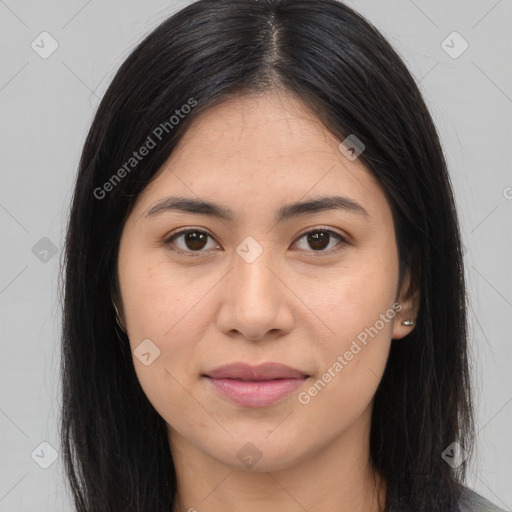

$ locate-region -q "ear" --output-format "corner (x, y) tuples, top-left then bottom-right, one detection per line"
(111, 285), (127, 331)
(392, 251), (420, 340)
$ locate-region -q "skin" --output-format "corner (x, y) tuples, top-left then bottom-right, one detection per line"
(115, 90), (419, 512)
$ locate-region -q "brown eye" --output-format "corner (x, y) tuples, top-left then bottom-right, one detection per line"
(181, 231), (208, 250)
(307, 230), (330, 251)
(164, 227), (347, 258)
(165, 229), (219, 256)
(293, 228), (348, 256)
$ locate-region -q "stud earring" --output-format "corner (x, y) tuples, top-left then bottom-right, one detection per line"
(401, 319), (414, 326)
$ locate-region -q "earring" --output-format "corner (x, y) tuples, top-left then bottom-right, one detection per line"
(401, 319), (414, 326)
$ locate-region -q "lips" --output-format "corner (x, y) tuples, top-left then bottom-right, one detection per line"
(204, 361), (309, 381)
(203, 362), (310, 407)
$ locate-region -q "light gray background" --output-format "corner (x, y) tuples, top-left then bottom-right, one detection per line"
(1, 1), (511, 510)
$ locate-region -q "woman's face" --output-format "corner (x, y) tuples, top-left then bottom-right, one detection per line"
(116, 91), (417, 472)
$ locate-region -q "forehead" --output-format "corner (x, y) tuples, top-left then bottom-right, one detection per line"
(134, 92), (391, 226)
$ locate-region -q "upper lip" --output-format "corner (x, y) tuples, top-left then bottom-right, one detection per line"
(204, 362), (309, 381)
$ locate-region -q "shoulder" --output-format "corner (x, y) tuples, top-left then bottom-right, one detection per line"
(388, 486), (508, 512)
(457, 486), (508, 512)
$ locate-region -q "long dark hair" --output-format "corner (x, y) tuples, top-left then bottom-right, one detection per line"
(60, 0), (474, 510)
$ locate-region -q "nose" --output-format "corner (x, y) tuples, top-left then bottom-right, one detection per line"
(215, 242), (294, 341)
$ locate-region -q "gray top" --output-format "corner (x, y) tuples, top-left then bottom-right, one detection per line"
(458, 487), (508, 512)
(389, 486), (508, 511)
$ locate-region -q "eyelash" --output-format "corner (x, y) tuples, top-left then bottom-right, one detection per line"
(163, 226), (348, 258)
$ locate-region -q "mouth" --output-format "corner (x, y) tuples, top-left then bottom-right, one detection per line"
(203, 376), (309, 407)
(202, 362), (310, 407)
(204, 361), (309, 380)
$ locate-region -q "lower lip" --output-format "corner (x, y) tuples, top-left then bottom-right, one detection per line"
(205, 377), (308, 407)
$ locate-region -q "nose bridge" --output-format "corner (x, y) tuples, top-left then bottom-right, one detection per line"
(232, 235), (278, 303)
(216, 234), (293, 339)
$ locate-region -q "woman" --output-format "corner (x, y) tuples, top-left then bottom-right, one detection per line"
(60, 0), (506, 510)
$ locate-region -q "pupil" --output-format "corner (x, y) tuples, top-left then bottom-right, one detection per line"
(308, 231), (329, 251)
(185, 231), (207, 250)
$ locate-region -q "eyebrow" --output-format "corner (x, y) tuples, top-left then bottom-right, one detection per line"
(145, 195), (370, 222)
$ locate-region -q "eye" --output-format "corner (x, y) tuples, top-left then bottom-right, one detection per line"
(163, 226), (348, 257)
(292, 227), (348, 257)
(164, 228), (219, 257)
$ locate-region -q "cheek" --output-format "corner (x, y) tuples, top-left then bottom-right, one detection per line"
(303, 248), (398, 403)
(295, 280), (395, 435)
(121, 253), (202, 339)
(120, 261), (204, 427)
(313, 255), (398, 347)
(118, 252), (214, 407)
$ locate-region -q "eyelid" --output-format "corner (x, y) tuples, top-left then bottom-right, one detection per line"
(163, 225), (349, 257)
